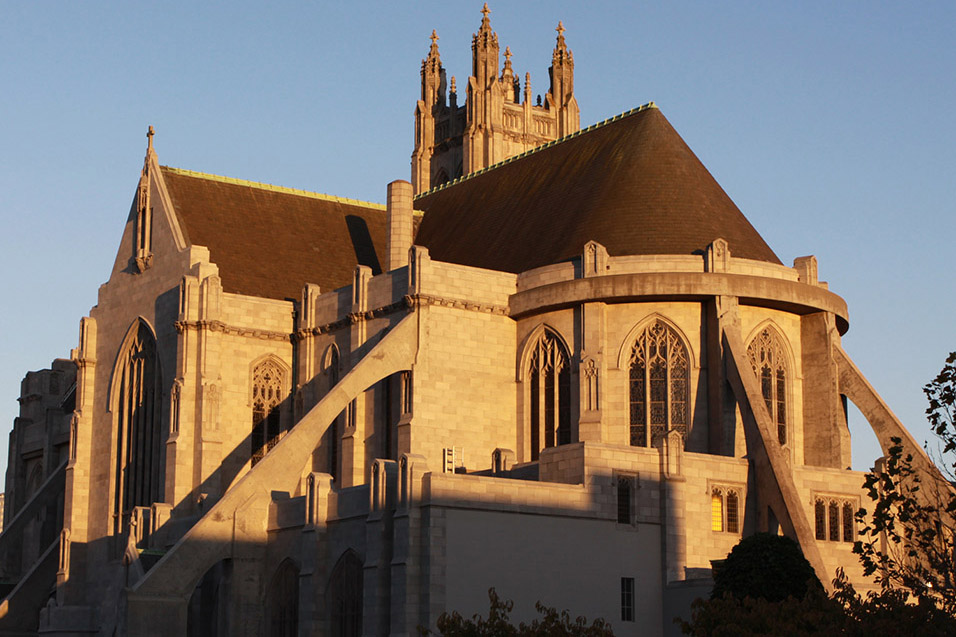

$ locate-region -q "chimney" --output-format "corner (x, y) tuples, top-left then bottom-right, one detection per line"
(386, 180), (414, 271)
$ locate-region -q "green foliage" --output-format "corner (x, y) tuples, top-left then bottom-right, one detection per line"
(678, 586), (846, 637)
(852, 351), (956, 617)
(710, 533), (822, 603)
(420, 588), (615, 637)
(682, 352), (956, 635)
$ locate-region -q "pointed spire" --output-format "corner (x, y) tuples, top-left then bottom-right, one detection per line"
(142, 125), (156, 174)
(480, 3), (491, 29)
(524, 71), (531, 103)
(135, 125), (155, 272)
(429, 29), (440, 57)
(554, 20), (571, 60)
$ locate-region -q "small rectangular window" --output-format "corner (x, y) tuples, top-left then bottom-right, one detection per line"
(620, 577), (634, 622)
(617, 476), (632, 524)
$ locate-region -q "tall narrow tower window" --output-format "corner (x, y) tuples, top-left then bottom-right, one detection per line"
(113, 321), (163, 533)
(629, 320), (689, 448)
(527, 328), (571, 460)
(252, 359), (284, 466)
(327, 347), (340, 480)
(747, 327), (789, 445)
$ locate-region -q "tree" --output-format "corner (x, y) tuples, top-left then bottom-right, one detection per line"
(838, 351), (956, 628)
(678, 534), (842, 636)
(681, 353), (956, 635)
(420, 588), (614, 637)
(709, 533), (823, 603)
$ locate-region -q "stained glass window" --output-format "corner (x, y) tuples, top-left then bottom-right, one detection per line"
(747, 327), (789, 446)
(527, 329), (571, 460)
(113, 321), (163, 534)
(711, 489), (724, 532)
(629, 320), (689, 448)
(252, 359), (284, 466)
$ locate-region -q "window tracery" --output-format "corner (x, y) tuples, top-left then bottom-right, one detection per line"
(711, 486), (740, 533)
(113, 321), (163, 533)
(628, 320), (689, 448)
(814, 497), (855, 542)
(747, 326), (789, 445)
(252, 358), (284, 466)
(527, 328), (571, 460)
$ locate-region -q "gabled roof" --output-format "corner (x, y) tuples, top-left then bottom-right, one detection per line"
(161, 167), (386, 301)
(413, 104), (781, 272)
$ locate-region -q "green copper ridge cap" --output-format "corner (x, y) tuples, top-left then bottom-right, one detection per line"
(414, 101), (659, 200)
(162, 166), (387, 211)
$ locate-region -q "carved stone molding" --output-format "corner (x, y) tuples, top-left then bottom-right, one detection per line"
(174, 320), (291, 343)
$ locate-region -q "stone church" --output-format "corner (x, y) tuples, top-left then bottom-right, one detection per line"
(0, 6), (941, 636)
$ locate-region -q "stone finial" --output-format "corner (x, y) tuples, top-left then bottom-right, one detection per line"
(705, 238), (730, 273)
(450, 75), (457, 94)
(146, 125), (155, 153)
(582, 240), (609, 278)
(793, 255), (819, 286)
(524, 71), (531, 102)
(481, 2), (490, 23)
(429, 29), (439, 54)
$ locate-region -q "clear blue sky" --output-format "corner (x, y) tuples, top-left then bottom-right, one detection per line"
(1, 1), (954, 477)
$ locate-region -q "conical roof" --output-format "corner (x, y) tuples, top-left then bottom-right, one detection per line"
(414, 104), (780, 272)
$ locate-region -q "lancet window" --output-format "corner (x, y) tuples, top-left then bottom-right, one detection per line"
(747, 327), (789, 445)
(327, 347), (340, 480)
(329, 551), (363, 637)
(266, 560), (299, 637)
(628, 320), (689, 448)
(527, 328), (571, 461)
(113, 321), (163, 533)
(252, 359), (284, 466)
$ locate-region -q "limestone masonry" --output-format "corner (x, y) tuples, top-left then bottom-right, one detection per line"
(0, 5), (942, 636)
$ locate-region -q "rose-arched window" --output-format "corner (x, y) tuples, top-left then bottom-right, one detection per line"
(628, 320), (689, 448)
(113, 321), (163, 533)
(527, 329), (571, 460)
(252, 359), (284, 466)
(747, 327), (789, 445)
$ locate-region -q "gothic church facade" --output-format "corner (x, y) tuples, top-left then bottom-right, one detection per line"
(0, 6), (940, 636)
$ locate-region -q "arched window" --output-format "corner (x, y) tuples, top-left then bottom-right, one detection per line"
(628, 320), (689, 448)
(526, 328), (571, 461)
(114, 321), (163, 533)
(326, 346), (340, 480)
(711, 488), (724, 532)
(266, 560), (299, 637)
(328, 550), (363, 637)
(747, 327), (789, 445)
(252, 359), (284, 466)
(814, 499), (827, 540)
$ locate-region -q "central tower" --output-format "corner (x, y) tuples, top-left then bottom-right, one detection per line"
(411, 4), (580, 194)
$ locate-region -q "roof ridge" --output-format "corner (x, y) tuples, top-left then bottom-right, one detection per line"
(161, 166), (387, 210)
(413, 101), (658, 200)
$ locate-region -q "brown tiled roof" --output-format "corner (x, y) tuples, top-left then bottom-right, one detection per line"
(161, 167), (386, 301)
(413, 105), (781, 272)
